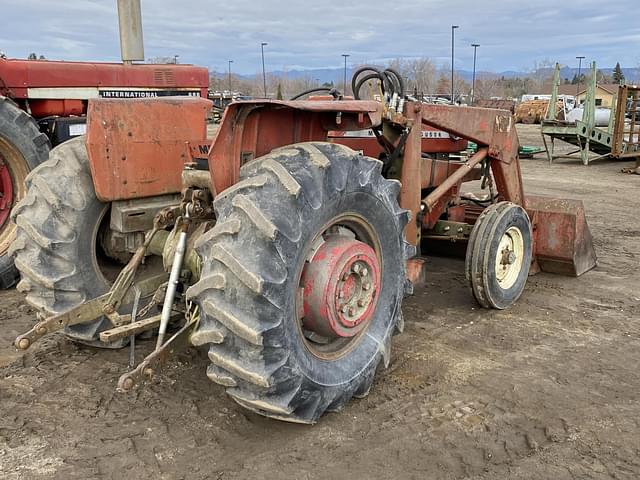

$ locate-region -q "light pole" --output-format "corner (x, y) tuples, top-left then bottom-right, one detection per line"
(173, 54), (179, 64)
(342, 54), (350, 95)
(451, 25), (459, 104)
(576, 55), (585, 102)
(471, 43), (480, 105)
(261, 42), (268, 98)
(228, 60), (233, 92)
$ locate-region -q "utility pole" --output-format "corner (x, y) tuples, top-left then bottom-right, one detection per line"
(228, 59), (233, 92)
(451, 25), (459, 104)
(471, 44), (480, 105)
(576, 56), (585, 102)
(261, 42), (268, 98)
(342, 54), (350, 95)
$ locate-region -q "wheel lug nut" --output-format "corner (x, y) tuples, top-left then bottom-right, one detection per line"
(342, 273), (349, 281)
(352, 263), (361, 273)
(341, 305), (348, 313)
(361, 267), (368, 276)
(338, 291), (344, 299)
(363, 283), (370, 291)
(357, 299), (365, 307)
(348, 307), (355, 316)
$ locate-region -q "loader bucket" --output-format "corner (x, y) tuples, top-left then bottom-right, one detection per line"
(525, 195), (597, 277)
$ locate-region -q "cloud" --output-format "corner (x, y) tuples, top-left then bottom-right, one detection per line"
(1, 0), (636, 73)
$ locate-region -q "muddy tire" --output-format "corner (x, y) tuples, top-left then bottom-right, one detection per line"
(188, 142), (413, 423)
(465, 201), (532, 309)
(0, 96), (50, 288)
(10, 136), (126, 347)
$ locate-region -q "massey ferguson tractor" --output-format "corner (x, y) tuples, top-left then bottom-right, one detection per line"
(0, 5), (209, 289)
(10, 62), (597, 423)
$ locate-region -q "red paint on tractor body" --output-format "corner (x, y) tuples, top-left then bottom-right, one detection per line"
(85, 97), (211, 202)
(0, 57), (209, 117)
(329, 128), (468, 157)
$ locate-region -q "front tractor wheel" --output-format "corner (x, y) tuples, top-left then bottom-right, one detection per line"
(465, 201), (532, 309)
(188, 142), (412, 423)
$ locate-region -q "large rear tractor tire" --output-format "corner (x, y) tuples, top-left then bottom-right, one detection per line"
(10, 136), (127, 347)
(0, 97), (50, 288)
(465, 201), (532, 309)
(188, 142), (413, 423)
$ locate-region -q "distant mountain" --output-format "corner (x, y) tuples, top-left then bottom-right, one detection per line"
(554, 66), (640, 82)
(234, 66), (640, 84)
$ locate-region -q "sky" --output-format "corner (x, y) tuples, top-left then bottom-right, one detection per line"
(1, 0), (638, 75)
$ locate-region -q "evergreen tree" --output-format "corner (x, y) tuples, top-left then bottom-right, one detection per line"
(276, 83), (283, 100)
(613, 62), (625, 84)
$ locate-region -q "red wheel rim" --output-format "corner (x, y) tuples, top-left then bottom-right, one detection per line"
(301, 235), (381, 338)
(0, 159), (13, 231)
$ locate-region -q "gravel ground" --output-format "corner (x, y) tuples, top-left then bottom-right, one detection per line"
(0, 124), (638, 479)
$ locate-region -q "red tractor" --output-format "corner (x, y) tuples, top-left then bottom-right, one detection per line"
(12, 64), (597, 423)
(0, 56), (208, 288)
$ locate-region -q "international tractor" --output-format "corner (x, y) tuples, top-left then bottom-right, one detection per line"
(0, 5), (209, 289)
(11, 61), (597, 423)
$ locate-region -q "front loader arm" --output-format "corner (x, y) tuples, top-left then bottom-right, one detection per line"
(420, 104), (524, 206)
(417, 103), (596, 277)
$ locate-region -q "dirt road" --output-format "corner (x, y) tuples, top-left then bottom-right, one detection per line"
(1, 124), (639, 479)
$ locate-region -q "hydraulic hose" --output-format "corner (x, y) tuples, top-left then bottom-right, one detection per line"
(290, 87), (339, 101)
(384, 68), (405, 98)
(351, 66), (392, 99)
(353, 73), (383, 100)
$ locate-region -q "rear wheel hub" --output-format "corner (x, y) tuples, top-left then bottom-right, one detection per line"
(301, 234), (381, 338)
(0, 158), (14, 231)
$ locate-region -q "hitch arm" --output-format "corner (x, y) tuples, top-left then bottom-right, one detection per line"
(14, 273), (167, 350)
(117, 317), (197, 392)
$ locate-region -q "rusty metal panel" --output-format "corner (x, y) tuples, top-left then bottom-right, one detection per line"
(236, 98), (383, 118)
(420, 104), (519, 164)
(0, 57), (209, 100)
(419, 103), (524, 205)
(525, 195), (597, 277)
(86, 97), (211, 202)
(398, 105), (423, 247)
(328, 128), (468, 157)
(421, 157), (481, 189)
(208, 100), (383, 194)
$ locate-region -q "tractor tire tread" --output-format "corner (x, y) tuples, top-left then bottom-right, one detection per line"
(466, 201), (532, 309)
(10, 137), (121, 347)
(188, 142), (409, 423)
(0, 96), (51, 289)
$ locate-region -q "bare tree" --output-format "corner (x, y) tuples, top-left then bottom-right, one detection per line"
(473, 76), (504, 100)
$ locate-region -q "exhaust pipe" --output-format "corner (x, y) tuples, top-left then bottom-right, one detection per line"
(117, 0), (144, 63)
